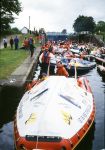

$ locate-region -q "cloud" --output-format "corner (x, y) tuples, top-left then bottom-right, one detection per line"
(12, 0), (105, 32)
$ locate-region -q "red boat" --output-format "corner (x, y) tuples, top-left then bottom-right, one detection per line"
(14, 76), (95, 150)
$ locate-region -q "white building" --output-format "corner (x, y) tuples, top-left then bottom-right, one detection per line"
(21, 27), (29, 34)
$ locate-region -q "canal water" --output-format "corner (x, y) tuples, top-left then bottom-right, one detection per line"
(0, 67), (105, 150)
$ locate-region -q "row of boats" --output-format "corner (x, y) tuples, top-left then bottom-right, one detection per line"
(52, 42), (105, 78)
(14, 41), (104, 150)
(55, 57), (96, 76)
(40, 41), (105, 77)
(95, 55), (105, 78)
(89, 46), (105, 79)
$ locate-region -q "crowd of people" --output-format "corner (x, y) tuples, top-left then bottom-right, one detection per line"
(2, 36), (105, 78)
(3, 36), (19, 50)
(38, 40), (105, 79)
(2, 36), (35, 57)
(38, 41), (71, 78)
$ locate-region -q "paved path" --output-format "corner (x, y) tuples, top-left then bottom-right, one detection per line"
(0, 46), (40, 84)
(9, 47), (40, 84)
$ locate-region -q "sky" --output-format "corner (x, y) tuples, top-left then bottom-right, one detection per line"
(11, 0), (105, 33)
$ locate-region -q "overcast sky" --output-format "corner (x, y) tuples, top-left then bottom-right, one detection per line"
(12, 0), (105, 33)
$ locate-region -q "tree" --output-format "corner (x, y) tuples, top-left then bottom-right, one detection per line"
(1, 0), (22, 35)
(95, 21), (105, 33)
(39, 28), (47, 44)
(35, 30), (39, 36)
(39, 28), (46, 34)
(73, 15), (96, 33)
(11, 27), (21, 34)
(61, 29), (67, 34)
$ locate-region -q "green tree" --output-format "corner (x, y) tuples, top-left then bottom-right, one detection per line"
(95, 21), (105, 33)
(35, 30), (39, 36)
(11, 27), (21, 34)
(73, 15), (96, 33)
(61, 29), (67, 34)
(39, 28), (46, 34)
(1, 0), (22, 35)
(39, 28), (47, 44)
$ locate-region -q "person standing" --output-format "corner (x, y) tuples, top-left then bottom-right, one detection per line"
(14, 36), (19, 50)
(3, 37), (7, 48)
(23, 37), (29, 50)
(48, 47), (56, 75)
(9, 37), (14, 49)
(29, 37), (34, 57)
(39, 47), (50, 77)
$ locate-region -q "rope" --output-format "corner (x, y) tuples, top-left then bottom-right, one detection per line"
(36, 135), (39, 149)
(47, 59), (50, 76)
(74, 61), (77, 80)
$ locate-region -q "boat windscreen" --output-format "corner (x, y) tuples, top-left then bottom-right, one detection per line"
(25, 135), (62, 142)
(31, 88), (48, 101)
(60, 94), (81, 109)
(81, 60), (90, 65)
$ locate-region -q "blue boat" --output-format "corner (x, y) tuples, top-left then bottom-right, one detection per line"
(61, 58), (96, 76)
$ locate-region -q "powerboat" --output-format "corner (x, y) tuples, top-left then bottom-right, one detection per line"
(14, 76), (95, 150)
(67, 58), (96, 75)
(97, 65), (105, 77)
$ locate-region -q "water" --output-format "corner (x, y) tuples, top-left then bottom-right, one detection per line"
(76, 68), (105, 150)
(0, 67), (105, 150)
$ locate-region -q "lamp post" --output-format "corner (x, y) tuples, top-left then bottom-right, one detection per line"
(29, 16), (30, 30)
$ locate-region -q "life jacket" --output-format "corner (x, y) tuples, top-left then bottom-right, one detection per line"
(26, 80), (40, 90)
(29, 38), (33, 45)
(24, 39), (29, 47)
(42, 51), (50, 64)
(56, 65), (69, 77)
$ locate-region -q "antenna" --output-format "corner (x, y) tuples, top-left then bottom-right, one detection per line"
(74, 61), (77, 79)
(47, 59), (50, 76)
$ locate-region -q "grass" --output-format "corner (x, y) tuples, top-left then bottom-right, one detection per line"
(0, 34), (41, 79)
(0, 48), (29, 79)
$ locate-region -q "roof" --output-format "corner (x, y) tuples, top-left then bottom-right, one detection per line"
(21, 26), (29, 31)
(46, 32), (68, 36)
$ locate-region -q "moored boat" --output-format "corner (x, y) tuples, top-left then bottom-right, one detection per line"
(14, 76), (95, 150)
(65, 58), (96, 75)
(95, 56), (105, 66)
(97, 65), (105, 77)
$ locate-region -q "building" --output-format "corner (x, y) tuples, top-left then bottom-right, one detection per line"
(21, 27), (29, 34)
(46, 32), (68, 41)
